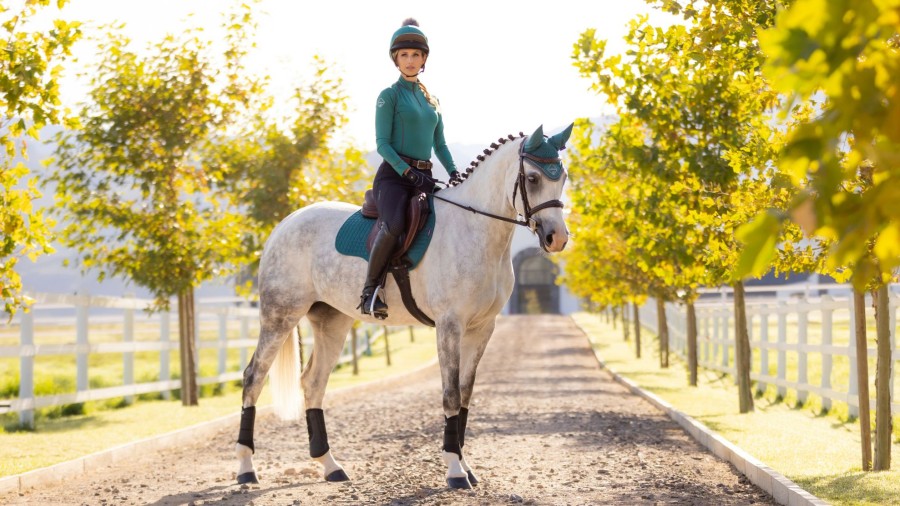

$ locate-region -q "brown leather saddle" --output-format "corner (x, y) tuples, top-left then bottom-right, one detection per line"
(361, 189), (435, 327)
(362, 189), (431, 263)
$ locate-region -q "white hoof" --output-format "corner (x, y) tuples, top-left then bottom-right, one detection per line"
(460, 454), (478, 485)
(314, 450), (349, 482)
(441, 451), (468, 479)
(235, 443), (257, 484)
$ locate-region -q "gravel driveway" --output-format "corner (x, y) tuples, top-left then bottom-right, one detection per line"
(8, 315), (775, 505)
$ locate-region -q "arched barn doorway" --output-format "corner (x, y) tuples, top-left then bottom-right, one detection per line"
(510, 248), (560, 314)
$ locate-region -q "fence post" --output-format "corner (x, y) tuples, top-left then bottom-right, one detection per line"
(797, 296), (809, 404)
(351, 326), (359, 376)
(19, 310), (35, 429)
(702, 308), (710, 367)
(722, 308), (731, 376)
(195, 309), (202, 378)
(758, 309), (769, 395)
(889, 295), (896, 401)
(239, 302), (249, 370)
(218, 313), (228, 378)
(821, 296), (833, 411)
(160, 310), (171, 400)
(124, 298), (135, 405)
(713, 310), (720, 368)
(76, 294), (89, 394)
(848, 296), (859, 417)
(383, 326), (391, 366)
(777, 309), (787, 398)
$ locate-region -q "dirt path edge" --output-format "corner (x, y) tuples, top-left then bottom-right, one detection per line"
(572, 319), (828, 506)
(0, 357), (440, 497)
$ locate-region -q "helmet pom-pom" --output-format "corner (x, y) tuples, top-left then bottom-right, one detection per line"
(402, 18), (419, 27)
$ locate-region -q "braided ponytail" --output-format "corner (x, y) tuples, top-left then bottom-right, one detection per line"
(417, 81), (439, 108)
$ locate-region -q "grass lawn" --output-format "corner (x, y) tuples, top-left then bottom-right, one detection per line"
(574, 312), (900, 506)
(0, 325), (437, 477)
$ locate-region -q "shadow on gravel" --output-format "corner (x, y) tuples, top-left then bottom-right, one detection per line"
(475, 387), (634, 400)
(523, 345), (595, 358)
(476, 365), (602, 387)
(145, 482), (299, 506)
(471, 409), (686, 449)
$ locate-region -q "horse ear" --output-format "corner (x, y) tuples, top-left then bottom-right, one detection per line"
(548, 123), (574, 151)
(523, 125), (544, 152)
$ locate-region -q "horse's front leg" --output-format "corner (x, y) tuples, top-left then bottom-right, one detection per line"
(437, 317), (472, 489)
(455, 320), (495, 487)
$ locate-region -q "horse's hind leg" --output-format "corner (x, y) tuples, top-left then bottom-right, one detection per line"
(302, 302), (355, 482)
(235, 299), (309, 484)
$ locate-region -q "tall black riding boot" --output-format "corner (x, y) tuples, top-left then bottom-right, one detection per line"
(359, 225), (397, 319)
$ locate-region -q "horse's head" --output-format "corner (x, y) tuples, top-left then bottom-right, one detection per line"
(516, 124), (572, 253)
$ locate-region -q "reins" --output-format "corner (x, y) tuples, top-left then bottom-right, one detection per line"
(432, 138), (564, 232)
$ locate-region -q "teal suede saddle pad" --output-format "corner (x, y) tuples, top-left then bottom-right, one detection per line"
(334, 197), (436, 270)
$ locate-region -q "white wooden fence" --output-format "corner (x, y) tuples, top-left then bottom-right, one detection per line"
(638, 284), (898, 416)
(0, 292), (393, 427)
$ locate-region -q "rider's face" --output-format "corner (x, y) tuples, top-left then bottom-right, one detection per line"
(396, 49), (425, 78)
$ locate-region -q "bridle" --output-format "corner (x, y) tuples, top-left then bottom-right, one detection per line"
(432, 138), (565, 232)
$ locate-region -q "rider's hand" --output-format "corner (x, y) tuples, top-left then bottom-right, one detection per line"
(404, 168), (436, 194)
(448, 170), (463, 186)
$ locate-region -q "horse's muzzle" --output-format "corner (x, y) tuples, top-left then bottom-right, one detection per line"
(537, 221), (568, 253)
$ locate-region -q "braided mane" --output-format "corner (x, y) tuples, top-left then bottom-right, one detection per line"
(455, 132), (527, 186)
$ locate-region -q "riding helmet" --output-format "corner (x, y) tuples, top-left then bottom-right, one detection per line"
(389, 18), (429, 59)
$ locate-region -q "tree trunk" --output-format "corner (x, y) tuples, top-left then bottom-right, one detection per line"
(687, 301), (698, 387)
(177, 288), (198, 406)
(854, 288), (872, 471)
(873, 284), (892, 471)
(656, 298), (669, 368)
(733, 281), (754, 413)
(633, 302), (641, 359)
(622, 303), (630, 342)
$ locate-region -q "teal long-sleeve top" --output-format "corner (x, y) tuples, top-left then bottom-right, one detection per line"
(375, 77), (457, 176)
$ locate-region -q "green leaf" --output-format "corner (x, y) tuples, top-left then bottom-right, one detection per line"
(735, 211), (781, 278)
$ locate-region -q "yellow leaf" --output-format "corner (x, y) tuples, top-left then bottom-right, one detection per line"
(873, 223), (900, 268)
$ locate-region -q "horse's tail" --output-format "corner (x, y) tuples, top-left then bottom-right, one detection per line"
(269, 327), (302, 421)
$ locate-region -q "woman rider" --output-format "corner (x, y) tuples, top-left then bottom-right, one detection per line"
(360, 18), (461, 318)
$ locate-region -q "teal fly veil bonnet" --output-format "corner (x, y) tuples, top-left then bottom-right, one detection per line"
(521, 123), (574, 180)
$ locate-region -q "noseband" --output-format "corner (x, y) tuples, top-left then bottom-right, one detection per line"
(433, 139), (564, 232)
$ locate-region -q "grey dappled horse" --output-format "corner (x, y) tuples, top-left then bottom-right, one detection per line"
(235, 124), (572, 489)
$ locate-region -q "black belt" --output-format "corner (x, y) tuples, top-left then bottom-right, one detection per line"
(399, 155), (432, 170)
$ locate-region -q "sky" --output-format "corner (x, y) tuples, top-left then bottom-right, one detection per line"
(38, 0), (678, 151)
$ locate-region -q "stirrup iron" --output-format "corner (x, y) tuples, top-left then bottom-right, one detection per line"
(359, 285), (388, 319)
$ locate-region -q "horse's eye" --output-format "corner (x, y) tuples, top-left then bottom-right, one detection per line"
(527, 174), (539, 184)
